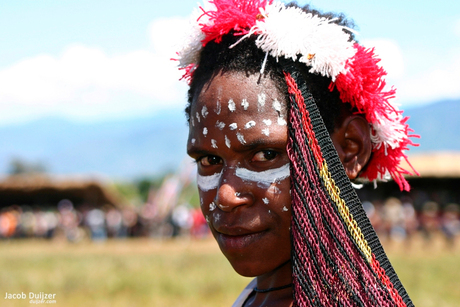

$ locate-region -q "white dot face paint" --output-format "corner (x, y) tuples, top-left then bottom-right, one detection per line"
(211, 139), (218, 148)
(203, 127), (208, 137)
(191, 116), (195, 127)
(241, 99), (249, 110)
(273, 99), (282, 113)
(262, 128), (270, 136)
(216, 120), (226, 130)
(191, 138), (196, 145)
(224, 135), (231, 148)
(263, 119), (272, 126)
(236, 132), (246, 144)
(282, 206), (289, 212)
(209, 202), (216, 211)
(268, 185), (282, 195)
(202, 106), (209, 118)
(235, 163), (290, 186)
(263, 198), (269, 205)
(229, 123), (238, 130)
(215, 100), (221, 115)
(196, 112), (201, 123)
(258, 93), (266, 111)
(278, 117), (287, 126)
(228, 99), (236, 112)
(245, 120), (256, 129)
(214, 213), (221, 222)
(197, 171), (222, 191)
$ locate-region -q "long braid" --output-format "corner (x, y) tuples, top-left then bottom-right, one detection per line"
(285, 69), (410, 306)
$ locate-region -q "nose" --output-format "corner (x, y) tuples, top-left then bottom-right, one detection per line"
(215, 167), (254, 212)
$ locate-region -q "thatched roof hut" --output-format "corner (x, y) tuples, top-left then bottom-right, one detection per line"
(0, 174), (121, 209)
(357, 152), (460, 209)
(401, 152), (460, 178)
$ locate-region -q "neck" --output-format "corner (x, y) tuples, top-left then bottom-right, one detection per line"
(247, 260), (293, 307)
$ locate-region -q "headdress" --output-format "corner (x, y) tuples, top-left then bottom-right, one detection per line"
(175, 0), (417, 306)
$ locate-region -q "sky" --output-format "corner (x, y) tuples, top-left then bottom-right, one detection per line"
(1, 0), (459, 126)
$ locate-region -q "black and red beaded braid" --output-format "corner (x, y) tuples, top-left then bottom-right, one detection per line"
(282, 62), (414, 307)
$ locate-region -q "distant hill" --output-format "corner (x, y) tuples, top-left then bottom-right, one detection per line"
(0, 100), (458, 179)
(0, 110), (190, 179)
(404, 99), (460, 152)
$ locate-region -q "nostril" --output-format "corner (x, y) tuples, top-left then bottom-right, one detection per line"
(215, 186), (255, 213)
(217, 203), (230, 210)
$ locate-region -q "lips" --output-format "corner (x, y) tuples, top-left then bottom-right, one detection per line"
(213, 224), (267, 254)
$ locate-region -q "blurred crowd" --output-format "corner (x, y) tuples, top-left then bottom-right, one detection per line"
(362, 197), (460, 246)
(1, 197), (459, 246)
(0, 199), (209, 242)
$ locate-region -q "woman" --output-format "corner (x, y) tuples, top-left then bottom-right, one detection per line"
(175, 1), (417, 306)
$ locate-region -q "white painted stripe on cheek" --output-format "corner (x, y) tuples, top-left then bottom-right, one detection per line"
(235, 164), (290, 185)
(197, 171), (222, 191)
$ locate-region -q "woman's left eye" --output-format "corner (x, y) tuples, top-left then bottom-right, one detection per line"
(252, 150), (278, 162)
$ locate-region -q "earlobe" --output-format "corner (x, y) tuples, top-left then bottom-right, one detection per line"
(331, 116), (372, 180)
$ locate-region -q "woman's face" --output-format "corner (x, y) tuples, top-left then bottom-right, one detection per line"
(187, 72), (292, 277)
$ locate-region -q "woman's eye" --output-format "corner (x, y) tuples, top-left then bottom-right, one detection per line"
(252, 150), (278, 162)
(199, 155), (222, 166)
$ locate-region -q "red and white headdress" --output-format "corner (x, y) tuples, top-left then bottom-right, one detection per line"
(175, 0), (418, 191)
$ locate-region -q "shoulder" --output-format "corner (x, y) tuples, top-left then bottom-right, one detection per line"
(232, 278), (257, 307)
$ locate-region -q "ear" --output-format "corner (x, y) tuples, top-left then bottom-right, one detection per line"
(331, 115), (372, 180)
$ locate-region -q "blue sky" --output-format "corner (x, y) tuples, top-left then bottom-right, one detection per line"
(1, 0), (459, 126)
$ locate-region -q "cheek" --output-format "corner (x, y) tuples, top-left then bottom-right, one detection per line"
(264, 178), (292, 213)
(198, 189), (217, 216)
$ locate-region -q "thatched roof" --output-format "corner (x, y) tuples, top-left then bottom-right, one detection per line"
(0, 174), (121, 208)
(402, 152), (460, 178)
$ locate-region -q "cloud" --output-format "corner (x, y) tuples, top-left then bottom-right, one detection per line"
(398, 52), (460, 105)
(361, 39), (460, 106)
(361, 39), (405, 79)
(0, 17), (189, 124)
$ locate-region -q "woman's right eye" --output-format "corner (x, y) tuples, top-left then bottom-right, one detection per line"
(198, 155), (223, 166)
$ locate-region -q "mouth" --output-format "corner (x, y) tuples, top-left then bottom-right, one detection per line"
(215, 228), (267, 254)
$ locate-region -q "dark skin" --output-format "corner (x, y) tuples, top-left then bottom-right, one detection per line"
(187, 71), (371, 307)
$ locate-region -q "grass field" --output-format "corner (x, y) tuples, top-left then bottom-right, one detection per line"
(0, 236), (459, 307)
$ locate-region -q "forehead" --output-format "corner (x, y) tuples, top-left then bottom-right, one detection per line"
(190, 72), (287, 126)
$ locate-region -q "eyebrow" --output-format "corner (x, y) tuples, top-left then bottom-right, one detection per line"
(187, 137), (286, 156)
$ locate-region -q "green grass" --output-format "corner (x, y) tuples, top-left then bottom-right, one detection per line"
(0, 236), (459, 306)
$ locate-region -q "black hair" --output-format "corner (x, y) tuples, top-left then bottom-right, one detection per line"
(185, 3), (356, 133)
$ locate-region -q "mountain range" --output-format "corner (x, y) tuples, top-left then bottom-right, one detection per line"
(0, 99), (458, 179)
